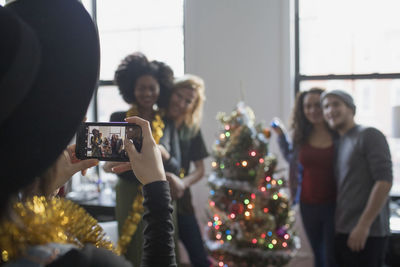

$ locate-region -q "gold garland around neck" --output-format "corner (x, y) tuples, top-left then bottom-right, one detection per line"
(117, 105), (165, 255)
(0, 196), (116, 264)
(126, 104), (165, 144)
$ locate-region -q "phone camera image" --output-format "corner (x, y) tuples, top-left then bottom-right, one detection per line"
(76, 122), (142, 161)
(86, 125), (128, 160)
(126, 125), (142, 152)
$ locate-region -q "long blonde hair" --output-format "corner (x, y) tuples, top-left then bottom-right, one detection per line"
(173, 74), (205, 132)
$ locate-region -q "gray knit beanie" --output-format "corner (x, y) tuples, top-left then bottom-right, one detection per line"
(320, 89), (356, 114)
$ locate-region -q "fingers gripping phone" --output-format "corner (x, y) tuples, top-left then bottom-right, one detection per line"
(76, 122), (142, 161)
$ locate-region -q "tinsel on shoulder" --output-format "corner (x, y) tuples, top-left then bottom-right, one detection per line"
(0, 196), (115, 264)
(206, 102), (299, 267)
(118, 104), (164, 255)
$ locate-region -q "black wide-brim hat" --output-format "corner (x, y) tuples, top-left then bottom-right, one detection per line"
(0, 0), (100, 197)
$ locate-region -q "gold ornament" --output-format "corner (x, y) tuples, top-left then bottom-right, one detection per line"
(0, 196), (115, 263)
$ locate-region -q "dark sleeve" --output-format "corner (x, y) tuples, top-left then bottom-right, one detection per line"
(188, 130), (209, 162)
(46, 245), (132, 267)
(141, 181), (177, 267)
(362, 127), (393, 183)
(277, 132), (295, 163)
(159, 119), (181, 175)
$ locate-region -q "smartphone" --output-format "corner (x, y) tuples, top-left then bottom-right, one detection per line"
(76, 122), (142, 161)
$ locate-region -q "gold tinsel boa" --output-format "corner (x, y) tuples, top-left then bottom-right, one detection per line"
(117, 105), (164, 254)
(0, 196), (116, 264)
(126, 105), (164, 144)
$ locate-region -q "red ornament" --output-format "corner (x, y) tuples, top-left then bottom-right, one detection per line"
(228, 203), (245, 215)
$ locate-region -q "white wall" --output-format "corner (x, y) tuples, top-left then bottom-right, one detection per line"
(184, 0), (294, 224)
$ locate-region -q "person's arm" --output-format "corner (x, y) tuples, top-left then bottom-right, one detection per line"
(347, 180), (392, 251)
(141, 181), (176, 267)
(271, 120), (294, 163)
(159, 119), (181, 175)
(49, 116), (176, 267)
(182, 160), (204, 188)
(347, 128), (393, 252)
(166, 129), (208, 198)
(123, 116), (176, 267)
(23, 145), (98, 199)
(166, 160), (204, 199)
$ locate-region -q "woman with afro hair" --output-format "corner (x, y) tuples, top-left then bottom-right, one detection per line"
(104, 52), (181, 266)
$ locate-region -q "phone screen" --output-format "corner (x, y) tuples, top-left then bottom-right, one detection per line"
(76, 122), (142, 161)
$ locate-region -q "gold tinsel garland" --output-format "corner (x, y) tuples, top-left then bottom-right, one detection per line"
(117, 105), (164, 255)
(126, 104), (165, 144)
(116, 189), (144, 255)
(0, 196), (116, 263)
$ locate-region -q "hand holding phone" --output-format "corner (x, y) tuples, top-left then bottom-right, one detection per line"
(40, 145), (98, 196)
(270, 117), (284, 136)
(123, 116), (166, 185)
(76, 122), (142, 162)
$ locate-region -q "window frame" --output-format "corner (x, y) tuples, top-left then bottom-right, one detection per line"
(84, 0), (184, 178)
(294, 0), (400, 95)
(89, 0), (185, 123)
(294, 0), (400, 196)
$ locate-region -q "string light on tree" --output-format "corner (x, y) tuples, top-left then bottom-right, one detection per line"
(206, 102), (298, 266)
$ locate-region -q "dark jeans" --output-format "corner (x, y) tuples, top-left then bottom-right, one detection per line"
(335, 234), (388, 267)
(300, 202), (337, 267)
(178, 213), (211, 267)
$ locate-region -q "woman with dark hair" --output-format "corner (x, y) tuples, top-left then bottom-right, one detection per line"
(106, 74), (209, 266)
(272, 88), (337, 267)
(113, 53), (173, 113)
(91, 128), (102, 157)
(104, 52), (180, 266)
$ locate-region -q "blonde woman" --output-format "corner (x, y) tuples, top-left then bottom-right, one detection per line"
(166, 74), (211, 267)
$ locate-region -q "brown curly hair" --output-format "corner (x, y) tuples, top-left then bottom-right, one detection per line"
(290, 87), (325, 148)
(114, 52), (174, 108)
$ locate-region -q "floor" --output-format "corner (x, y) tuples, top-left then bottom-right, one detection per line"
(100, 205), (314, 267)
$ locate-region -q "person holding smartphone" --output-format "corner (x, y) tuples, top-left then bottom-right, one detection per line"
(0, 1), (176, 266)
(104, 52), (180, 266)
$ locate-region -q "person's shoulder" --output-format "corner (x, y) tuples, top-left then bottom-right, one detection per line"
(358, 125), (385, 137)
(356, 125), (388, 144)
(110, 111), (126, 122)
(179, 124), (198, 140)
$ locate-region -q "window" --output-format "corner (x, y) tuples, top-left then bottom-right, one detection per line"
(95, 0), (184, 123)
(75, 0), (184, 187)
(296, 0), (400, 194)
(81, 0), (184, 122)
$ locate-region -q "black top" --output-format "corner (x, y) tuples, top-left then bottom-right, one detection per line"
(159, 117), (181, 176)
(47, 181), (176, 267)
(177, 127), (209, 215)
(110, 111), (181, 183)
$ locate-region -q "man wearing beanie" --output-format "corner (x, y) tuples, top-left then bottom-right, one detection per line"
(321, 90), (392, 267)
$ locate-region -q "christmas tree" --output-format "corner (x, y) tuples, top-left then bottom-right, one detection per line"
(206, 102), (298, 267)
